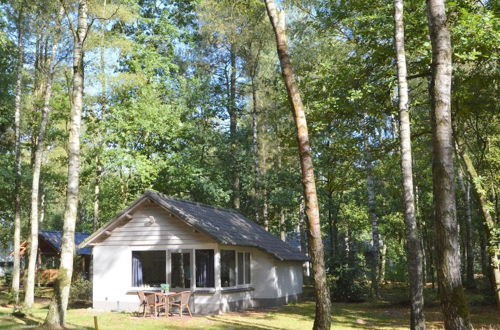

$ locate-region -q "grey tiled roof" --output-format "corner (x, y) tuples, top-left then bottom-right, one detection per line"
(145, 190), (308, 262)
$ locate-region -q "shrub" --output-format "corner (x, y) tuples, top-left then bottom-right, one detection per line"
(70, 277), (92, 302)
(328, 263), (368, 302)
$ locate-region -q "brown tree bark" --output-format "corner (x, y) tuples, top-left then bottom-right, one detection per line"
(251, 66), (261, 225)
(229, 43), (240, 210)
(11, 9), (24, 306)
(393, 0), (426, 327)
(44, 0), (88, 326)
(426, 0), (471, 327)
(456, 167), (475, 289)
(264, 1), (331, 328)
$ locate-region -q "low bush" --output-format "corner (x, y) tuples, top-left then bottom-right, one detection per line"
(70, 277), (92, 302)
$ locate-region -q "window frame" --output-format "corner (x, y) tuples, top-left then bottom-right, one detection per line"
(221, 248), (251, 289)
(168, 249), (192, 291)
(131, 249), (167, 289)
(194, 249), (215, 289)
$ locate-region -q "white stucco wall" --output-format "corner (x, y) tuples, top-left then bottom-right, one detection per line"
(251, 248), (303, 301)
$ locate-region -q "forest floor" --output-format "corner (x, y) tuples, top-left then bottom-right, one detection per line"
(0, 284), (499, 329)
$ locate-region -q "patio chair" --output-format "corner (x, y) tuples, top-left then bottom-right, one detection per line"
(138, 291), (161, 317)
(168, 291), (192, 318)
(137, 291), (147, 316)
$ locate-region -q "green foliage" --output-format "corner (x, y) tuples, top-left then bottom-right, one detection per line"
(328, 262), (369, 302)
(0, 0), (498, 317)
(70, 277), (92, 302)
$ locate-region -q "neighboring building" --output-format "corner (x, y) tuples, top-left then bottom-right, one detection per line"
(0, 244), (13, 278)
(79, 190), (307, 314)
(19, 230), (91, 284)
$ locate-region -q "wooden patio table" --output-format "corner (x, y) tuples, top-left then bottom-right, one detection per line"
(154, 291), (182, 317)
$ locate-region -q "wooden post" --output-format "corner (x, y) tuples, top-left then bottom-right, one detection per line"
(93, 316), (98, 330)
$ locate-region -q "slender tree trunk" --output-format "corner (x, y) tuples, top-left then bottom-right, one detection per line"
(263, 184), (269, 231)
(11, 10), (24, 306)
(364, 124), (381, 298)
(277, 151), (286, 240)
(426, 0), (471, 327)
(328, 198), (334, 259)
(229, 44), (240, 210)
(379, 242), (387, 284)
(93, 157), (101, 232)
(457, 168), (475, 289)
(280, 209), (286, 241)
(457, 146), (500, 309)
(265, 1), (331, 328)
(39, 190), (45, 224)
(393, 0), (425, 327)
(366, 161), (381, 298)
(479, 231), (488, 280)
(251, 75), (260, 225)
(24, 9), (62, 309)
(44, 1), (88, 326)
(93, 7), (106, 231)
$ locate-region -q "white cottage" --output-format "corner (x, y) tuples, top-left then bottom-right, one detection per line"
(78, 190), (307, 314)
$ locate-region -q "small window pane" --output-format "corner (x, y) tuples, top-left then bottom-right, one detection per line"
(196, 249), (214, 288)
(237, 252), (244, 285)
(132, 251), (166, 287)
(221, 250), (235, 287)
(245, 253), (251, 284)
(171, 252), (191, 289)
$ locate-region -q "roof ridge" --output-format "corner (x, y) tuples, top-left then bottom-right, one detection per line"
(146, 190), (239, 214)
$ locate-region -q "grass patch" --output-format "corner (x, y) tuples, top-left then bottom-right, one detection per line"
(0, 285), (498, 329)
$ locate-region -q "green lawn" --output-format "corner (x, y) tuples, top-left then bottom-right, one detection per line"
(0, 286), (498, 329)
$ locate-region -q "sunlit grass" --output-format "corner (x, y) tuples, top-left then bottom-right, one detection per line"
(0, 285), (498, 329)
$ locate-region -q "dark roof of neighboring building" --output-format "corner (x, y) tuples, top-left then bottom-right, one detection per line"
(80, 190), (308, 262)
(40, 230), (91, 255)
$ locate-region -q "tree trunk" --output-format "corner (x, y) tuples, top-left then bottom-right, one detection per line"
(11, 9), (24, 306)
(280, 209), (286, 241)
(393, 0), (426, 327)
(93, 7), (106, 231)
(251, 75), (260, 225)
(379, 242), (387, 284)
(364, 124), (381, 298)
(93, 157), (101, 232)
(457, 167), (475, 289)
(24, 8), (63, 309)
(263, 184), (269, 231)
(264, 1), (331, 328)
(229, 44), (240, 210)
(457, 145), (500, 309)
(328, 199), (334, 259)
(426, 0), (471, 327)
(39, 190), (46, 224)
(366, 162), (381, 298)
(44, 1), (88, 326)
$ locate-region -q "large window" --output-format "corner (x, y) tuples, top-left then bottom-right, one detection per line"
(132, 251), (166, 287)
(221, 250), (236, 287)
(237, 252), (251, 285)
(195, 249), (214, 288)
(171, 251), (191, 289)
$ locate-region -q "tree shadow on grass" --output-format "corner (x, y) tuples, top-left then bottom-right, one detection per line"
(206, 315), (285, 330)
